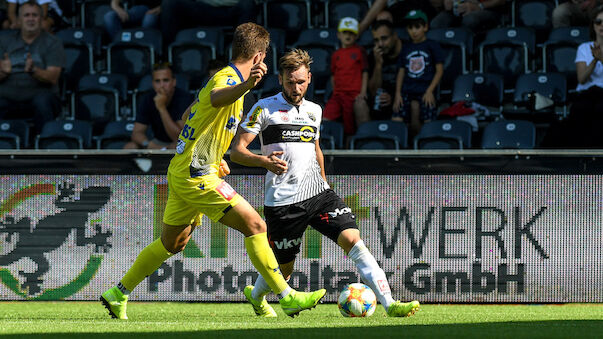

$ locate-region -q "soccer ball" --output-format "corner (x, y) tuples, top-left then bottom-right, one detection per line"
(337, 283), (377, 317)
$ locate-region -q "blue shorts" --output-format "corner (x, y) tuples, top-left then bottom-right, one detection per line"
(393, 92), (438, 122)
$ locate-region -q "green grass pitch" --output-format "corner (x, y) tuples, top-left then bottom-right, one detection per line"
(1, 302), (602, 338)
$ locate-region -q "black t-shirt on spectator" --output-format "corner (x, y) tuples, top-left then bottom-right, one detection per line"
(136, 87), (192, 143)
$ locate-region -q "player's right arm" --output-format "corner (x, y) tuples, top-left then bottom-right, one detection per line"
(231, 128), (288, 175)
(210, 62), (267, 108)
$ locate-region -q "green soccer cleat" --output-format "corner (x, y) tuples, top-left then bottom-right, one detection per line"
(100, 286), (128, 320)
(387, 300), (420, 317)
(279, 289), (327, 317)
(243, 285), (277, 318)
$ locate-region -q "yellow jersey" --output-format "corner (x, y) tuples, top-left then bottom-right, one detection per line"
(168, 64), (246, 178)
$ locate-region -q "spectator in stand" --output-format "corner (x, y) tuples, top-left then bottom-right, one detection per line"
(358, 0), (438, 34)
(323, 17), (369, 136)
(566, 6), (603, 147)
(0, 1), (64, 134)
(124, 62), (192, 149)
(2, 0), (63, 32)
(160, 0), (258, 45)
(430, 0), (507, 32)
(201, 58), (227, 87)
(393, 10), (444, 138)
(103, 0), (160, 41)
(358, 20), (403, 121)
(552, 0), (601, 28)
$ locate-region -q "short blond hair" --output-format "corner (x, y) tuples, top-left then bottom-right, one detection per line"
(278, 49), (313, 75)
(231, 23), (270, 62)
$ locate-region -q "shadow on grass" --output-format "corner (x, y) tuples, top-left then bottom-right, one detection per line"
(7, 320), (603, 338)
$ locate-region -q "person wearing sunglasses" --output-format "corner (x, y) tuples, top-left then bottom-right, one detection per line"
(124, 62), (192, 150)
(558, 6), (603, 147)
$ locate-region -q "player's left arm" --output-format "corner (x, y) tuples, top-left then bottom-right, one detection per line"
(315, 139), (327, 181)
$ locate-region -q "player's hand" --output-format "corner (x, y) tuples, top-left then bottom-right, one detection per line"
(392, 93), (403, 113)
(0, 53), (11, 74)
(218, 159), (230, 178)
(422, 90), (436, 108)
(248, 62), (267, 88)
(265, 151), (288, 175)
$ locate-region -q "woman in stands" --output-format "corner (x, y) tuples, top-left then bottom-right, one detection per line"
(571, 5), (603, 147)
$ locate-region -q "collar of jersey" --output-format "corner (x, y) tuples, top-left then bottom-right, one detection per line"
(278, 92), (305, 107)
(228, 63), (245, 83)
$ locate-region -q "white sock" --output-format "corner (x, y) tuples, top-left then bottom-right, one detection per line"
(251, 274), (273, 300)
(348, 240), (395, 311)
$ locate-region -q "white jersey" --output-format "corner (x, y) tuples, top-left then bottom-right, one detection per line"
(240, 93), (329, 207)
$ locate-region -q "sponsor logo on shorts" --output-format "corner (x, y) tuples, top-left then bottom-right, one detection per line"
(215, 181), (236, 201)
(320, 207), (353, 223)
(274, 237), (303, 249)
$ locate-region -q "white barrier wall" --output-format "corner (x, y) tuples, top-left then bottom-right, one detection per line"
(0, 175), (600, 302)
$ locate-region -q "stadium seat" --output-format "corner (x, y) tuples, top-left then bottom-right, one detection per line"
(264, 0), (311, 44)
(451, 73), (504, 111)
(0, 120), (30, 149)
(543, 27), (589, 91)
(80, 0), (112, 29)
(349, 120), (408, 150)
(479, 27), (536, 88)
(292, 30), (338, 93)
(504, 72), (567, 121)
(96, 120), (135, 149)
(513, 0), (554, 43)
(35, 120), (93, 149)
(480, 120), (536, 149)
(107, 28), (162, 87)
(414, 120), (472, 149)
(426, 27), (474, 95)
(168, 27), (222, 87)
(325, 0), (370, 28)
(320, 120), (344, 149)
(72, 74), (128, 134)
(257, 73), (281, 99)
(132, 73), (190, 119)
(56, 28), (100, 92)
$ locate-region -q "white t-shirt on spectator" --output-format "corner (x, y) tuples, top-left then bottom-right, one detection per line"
(575, 41), (603, 92)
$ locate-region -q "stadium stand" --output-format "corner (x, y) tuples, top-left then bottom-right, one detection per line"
(481, 120), (536, 149)
(35, 120), (93, 150)
(349, 120), (408, 150)
(414, 120), (473, 150)
(0, 120), (30, 150)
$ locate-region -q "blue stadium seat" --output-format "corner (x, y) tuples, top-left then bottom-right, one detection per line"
(57, 28), (100, 93)
(0, 120), (30, 149)
(320, 120), (344, 149)
(350, 120), (408, 149)
(107, 28), (162, 87)
(414, 120), (472, 149)
(168, 27), (222, 87)
(479, 27), (536, 88)
(427, 27), (474, 95)
(257, 73), (281, 99)
(543, 27), (589, 91)
(325, 0), (370, 28)
(80, 0), (112, 29)
(481, 120), (536, 149)
(264, 0), (311, 44)
(35, 120), (93, 149)
(452, 73), (504, 111)
(72, 74), (129, 134)
(96, 120), (135, 149)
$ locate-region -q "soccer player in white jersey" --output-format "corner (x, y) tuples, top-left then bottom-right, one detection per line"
(231, 49), (420, 318)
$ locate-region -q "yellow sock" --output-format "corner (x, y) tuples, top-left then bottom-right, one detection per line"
(120, 238), (173, 291)
(244, 232), (290, 296)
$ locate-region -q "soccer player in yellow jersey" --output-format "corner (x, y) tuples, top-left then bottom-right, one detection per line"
(100, 23), (326, 320)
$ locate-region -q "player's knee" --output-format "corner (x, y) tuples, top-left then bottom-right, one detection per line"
(161, 236), (190, 254)
(246, 217), (267, 235)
